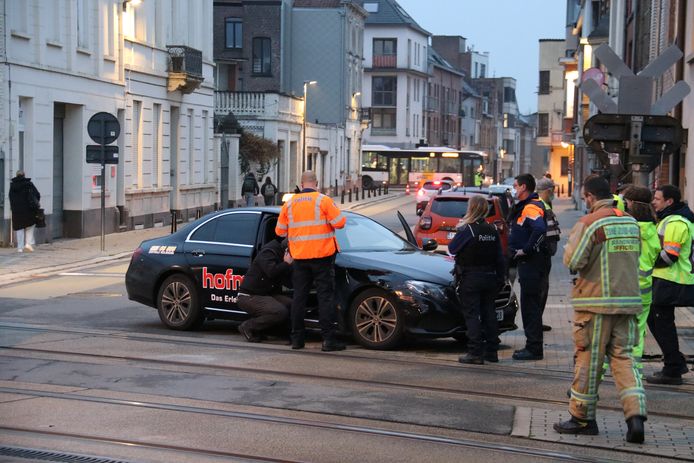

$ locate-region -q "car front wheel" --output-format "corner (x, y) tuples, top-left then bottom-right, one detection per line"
(157, 274), (203, 330)
(350, 289), (404, 350)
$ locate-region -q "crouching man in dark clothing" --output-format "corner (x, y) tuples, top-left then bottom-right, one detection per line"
(237, 238), (293, 342)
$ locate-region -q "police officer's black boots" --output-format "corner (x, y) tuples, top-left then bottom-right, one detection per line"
(626, 415), (646, 444)
(291, 332), (305, 350)
(458, 353), (484, 365)
(553, 416), (599, 435)
(321, 338), (345, 352)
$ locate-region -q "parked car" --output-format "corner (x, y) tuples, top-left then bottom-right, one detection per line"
(125, 207), (518, 350)
(413, 191), (510, 255)
(415, 180), (453, 215)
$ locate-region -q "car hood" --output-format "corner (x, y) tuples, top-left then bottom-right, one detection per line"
(337, 249), (455, 286)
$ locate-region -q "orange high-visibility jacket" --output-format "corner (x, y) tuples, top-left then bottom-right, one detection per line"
(275, 191), (346, 259)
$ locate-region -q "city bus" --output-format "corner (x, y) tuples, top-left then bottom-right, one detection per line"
(361, 145), (487, 190)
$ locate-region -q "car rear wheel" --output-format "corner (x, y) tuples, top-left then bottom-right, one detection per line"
(157, 274), (203, 330)
(350, 289), (404, 350)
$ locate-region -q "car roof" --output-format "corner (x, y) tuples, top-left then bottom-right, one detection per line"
(435, 191), (496, 201)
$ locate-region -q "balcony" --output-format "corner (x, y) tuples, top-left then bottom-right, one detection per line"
(215, 91), (303, 124)
(444, 100), (458, 116)
(372, 54), (397, 68)
(426, 96), (439, 112)
(167, 45), (204, 94)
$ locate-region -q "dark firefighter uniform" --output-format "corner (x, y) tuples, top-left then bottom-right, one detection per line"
(508, 192), (547, 359)
(449, 219), (505, 363)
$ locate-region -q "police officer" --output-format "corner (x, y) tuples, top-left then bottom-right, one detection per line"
(509, 174), (547, 361)
(276, 171), (347, 351)
(237, 237), (293, 343)
(647, 184), (694, 385)
(536, 177), (560, 332)
(449, 195), (505, 364)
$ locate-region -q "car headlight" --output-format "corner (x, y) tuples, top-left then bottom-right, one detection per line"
(404, 280), (447, 300)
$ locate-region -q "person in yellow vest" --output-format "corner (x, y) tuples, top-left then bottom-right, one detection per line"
(276, 171), (347, 351)
(646, 184), (694, 385)
(556, 174), (646, 443)
(474, 169), (483, 187)
(624, 186), (660, 378)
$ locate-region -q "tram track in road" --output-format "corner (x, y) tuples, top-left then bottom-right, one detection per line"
(2, 321), (693, 397)
(0, 386), (628, 463)
(2, 341), (693, 421)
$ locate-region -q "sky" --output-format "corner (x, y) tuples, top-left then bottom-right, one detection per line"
(396, 0), (567, 114)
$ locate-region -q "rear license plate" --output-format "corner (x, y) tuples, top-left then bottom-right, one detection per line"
(496, 309), (504, 321)
(447, 232), (456, 240)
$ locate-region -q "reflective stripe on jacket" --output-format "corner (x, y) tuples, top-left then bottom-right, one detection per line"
(563, 199), (642, 314)
(653, 214), (694, 285)
(275, 191), (346, 259)
(508, 193), (546, 255)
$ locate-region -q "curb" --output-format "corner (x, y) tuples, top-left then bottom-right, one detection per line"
(346, 192), (405, 211)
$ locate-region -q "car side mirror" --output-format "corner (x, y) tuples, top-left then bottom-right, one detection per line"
(421, 238), (438, 251)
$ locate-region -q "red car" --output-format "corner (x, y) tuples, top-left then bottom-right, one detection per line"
(413, 191), (509, 255)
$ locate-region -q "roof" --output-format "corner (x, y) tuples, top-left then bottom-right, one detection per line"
(428, 48), (464, 77)
(294, 0), (343, 6)
(359, 0), (430, 36)
(461, 80), (480, 98)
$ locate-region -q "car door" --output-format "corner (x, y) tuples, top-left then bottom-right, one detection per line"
(183, 211), (261, 315)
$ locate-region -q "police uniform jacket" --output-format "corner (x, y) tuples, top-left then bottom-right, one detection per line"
(448, 219), (505, 281)
(508, 192), (547, 255)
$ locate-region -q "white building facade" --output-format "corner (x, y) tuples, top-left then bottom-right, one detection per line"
(1, 0), (215, 244)
(361, 0), (430, 149)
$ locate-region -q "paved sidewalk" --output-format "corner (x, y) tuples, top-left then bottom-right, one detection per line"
(0, 190), (403, 287)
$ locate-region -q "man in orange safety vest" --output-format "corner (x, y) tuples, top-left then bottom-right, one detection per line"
(276, 171), (347, 351)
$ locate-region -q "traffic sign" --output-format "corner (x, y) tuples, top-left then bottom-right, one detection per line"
(87, 112), (120, 145)
(86, 145), (119, 164)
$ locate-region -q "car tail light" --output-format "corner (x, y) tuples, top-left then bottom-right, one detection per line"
(420, 216), (432, 230)
(434, 181), (441, 185)
(131, 246), (144, 262)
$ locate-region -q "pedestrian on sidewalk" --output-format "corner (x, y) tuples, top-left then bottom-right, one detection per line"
(276, 170), (347, 352)
(241, 172), (260, 207)
(236, 237), (293, 343)
(556, 174), (646, 443)
(261, 177), (278, 206)
(9, 170), (41, 253)
(508, 174), (548, 361)
(536, 177), (561, 332)
(449, 195), (505, 365)
(646, 184), (694, 385)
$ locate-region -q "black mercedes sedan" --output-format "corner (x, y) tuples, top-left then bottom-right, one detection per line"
(125, 207), (518, 349)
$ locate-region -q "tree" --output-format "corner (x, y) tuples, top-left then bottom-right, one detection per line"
(238, 131), (279, 177)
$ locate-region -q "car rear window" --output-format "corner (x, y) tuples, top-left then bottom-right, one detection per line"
(422, 182), (451, 191)
(431, 198), (494, 218)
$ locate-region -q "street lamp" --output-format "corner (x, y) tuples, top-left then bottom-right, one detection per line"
(302, 80), (317, 172)
(122, 0), (141, 11)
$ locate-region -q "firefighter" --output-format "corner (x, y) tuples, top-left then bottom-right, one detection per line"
(275, 171), (347, 351)
(508, 174), (547, 361)
(647, 184), (694, 385)
(449, 195), (505, 364)
(556, 175), (646, 443)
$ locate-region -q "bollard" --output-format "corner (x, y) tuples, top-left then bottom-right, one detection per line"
(378, 185), (382, 196)
(170, 210), (177, 233)
(368, 188), (371, 198)
(361, 187), (364, 200)
(341, 189), (345, 204)
(348, 189), (352, 202)
(196, 208), (202, 219)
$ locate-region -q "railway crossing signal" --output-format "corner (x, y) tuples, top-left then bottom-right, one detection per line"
(580, 44), (690, 185)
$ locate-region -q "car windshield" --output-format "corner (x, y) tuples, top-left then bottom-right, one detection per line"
(431, 197), (493, 218)
(336, 215), (414, 252)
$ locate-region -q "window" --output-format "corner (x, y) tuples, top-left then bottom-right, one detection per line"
(363, 2), (379, 13)
(252, 37), (271, 75)
(539, 70), (550, 94)
(362, 152), (388, 170)
(225, 18), (242, 49)
(504, 139), (515, 153)
(372, 108), (396, 129)
(503, 87), (516, 103)
(480, 64), (486, 78)
(190, 213), (260, 245)
(372, 76), (396, 106)
(77, 0), (89, 48)
(373, 38), (396, 55)
(538, 113), (549, 137)
(153, 103), (161, 187)
(561, 156), (569, 176)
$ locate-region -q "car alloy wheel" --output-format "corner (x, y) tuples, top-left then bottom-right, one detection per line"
(157, 274), (203, 330)
(350, 289), (403, 349)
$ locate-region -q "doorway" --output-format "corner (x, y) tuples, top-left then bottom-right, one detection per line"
(52, 103), (65, 239)
(388, 157), (409, 185)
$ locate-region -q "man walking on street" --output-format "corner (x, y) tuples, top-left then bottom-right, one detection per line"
(509, 174), (547, 360)
(9, 170), (41, 253)
(276, 171), (347, 351)
(646, 184), (694, 385)
(241, 172), (260, 207)
(536, 177), (561, 332)
(555, 175), (646, 443)
(237, 237), (293, 343)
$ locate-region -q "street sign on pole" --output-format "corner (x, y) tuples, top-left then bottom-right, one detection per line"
(87, 112), (121, 251)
